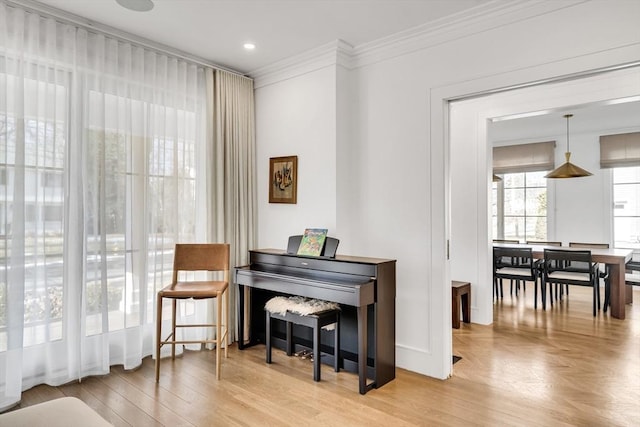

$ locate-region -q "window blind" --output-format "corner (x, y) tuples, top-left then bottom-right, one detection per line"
(493, 141), (556, 174)
(600, 132), (640, 168)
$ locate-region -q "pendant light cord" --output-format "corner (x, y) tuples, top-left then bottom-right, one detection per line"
(564, 113), (573, 152)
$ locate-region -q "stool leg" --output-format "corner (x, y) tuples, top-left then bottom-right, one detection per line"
(334, 313), (340, 372)
(266, 311), (272, 364)
(452, 290), (460, 329)
(286, 321), (293, 356)
(313, 321), (320, 382)
(461, 291), (470, 324)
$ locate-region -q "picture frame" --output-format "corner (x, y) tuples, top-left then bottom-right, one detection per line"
(269, 155), (297, 204)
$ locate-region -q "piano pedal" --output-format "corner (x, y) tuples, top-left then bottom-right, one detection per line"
(296, 349), (310, 358)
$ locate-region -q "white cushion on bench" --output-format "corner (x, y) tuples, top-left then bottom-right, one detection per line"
(0, 397), (112, 427)
(265, 296), (339, 316)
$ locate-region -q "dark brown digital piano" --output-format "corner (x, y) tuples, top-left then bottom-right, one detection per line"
(234, 248), (396, 394)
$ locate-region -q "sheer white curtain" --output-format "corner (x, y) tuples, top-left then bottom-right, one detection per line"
(0, 3), (211, 409)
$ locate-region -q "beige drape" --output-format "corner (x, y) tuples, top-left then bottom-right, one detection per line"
(206, 69), (257, 343)
(493, 141), (556, 174)
(600, 132), (640, 168)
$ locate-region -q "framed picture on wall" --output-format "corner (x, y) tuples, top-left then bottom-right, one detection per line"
(269, 155), (297, 204)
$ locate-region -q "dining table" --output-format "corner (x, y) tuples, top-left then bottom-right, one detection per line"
(493, 243), (633, 320)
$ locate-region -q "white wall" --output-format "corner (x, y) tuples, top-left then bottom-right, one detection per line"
(253, 0), (640, 380)
(255, 65), (338, 248)
(552, 131), (611, 245)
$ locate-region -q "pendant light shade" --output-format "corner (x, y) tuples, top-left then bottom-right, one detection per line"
(545, 114), (592, 179)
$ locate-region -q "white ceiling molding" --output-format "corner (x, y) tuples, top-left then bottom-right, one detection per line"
(251, 39), (354, 89)
(250, 0), (585, 87)
(350, 0), (585, 69)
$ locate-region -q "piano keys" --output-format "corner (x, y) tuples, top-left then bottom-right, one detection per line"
(234, 248), (396, 394)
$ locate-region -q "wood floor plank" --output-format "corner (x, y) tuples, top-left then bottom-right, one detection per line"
(6, 286), (640, 426)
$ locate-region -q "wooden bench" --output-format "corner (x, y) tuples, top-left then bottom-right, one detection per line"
(452, 281), (471, 329)
(265, 296), (340, 382)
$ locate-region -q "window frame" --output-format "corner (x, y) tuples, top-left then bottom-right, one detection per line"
(611, 165), (640, 255)
(493, 170), (551, 242)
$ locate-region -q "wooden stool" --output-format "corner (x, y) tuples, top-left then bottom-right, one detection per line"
(452, 281), (471, 329)
(265, 297), (340, 382)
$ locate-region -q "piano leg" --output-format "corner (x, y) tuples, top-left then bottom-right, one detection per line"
(238, 284), (246, 350)
(357, 305), (367, 394)
(265, 310), (272, 363)
(313, 322), (321, 381)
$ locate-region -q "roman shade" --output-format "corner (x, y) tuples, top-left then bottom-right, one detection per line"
(493, 141), (556, 174)
(599, 132), (640, 168)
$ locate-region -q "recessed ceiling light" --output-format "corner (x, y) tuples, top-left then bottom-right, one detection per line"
(243, 43), (256, 50)
(116, 0), (154, 12)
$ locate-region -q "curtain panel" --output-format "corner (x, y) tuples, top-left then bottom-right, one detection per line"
(0, 2), (255, 410)
(210, 70), (256, 343)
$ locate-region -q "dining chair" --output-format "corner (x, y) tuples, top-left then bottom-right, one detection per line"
(568, 242), (610, 311)
(493, 246), (541, 307)
(155, 243), (230, 382)
(624, 259), (640, 287)
(527, 241), (565, 298)
(492, 240), (522, 297)
(542, 248), (600, 316)
(603, 256), (640, 312)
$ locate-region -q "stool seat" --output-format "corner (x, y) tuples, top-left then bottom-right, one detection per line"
(452, 281), (471, 329)
(265, 296), (340, 382)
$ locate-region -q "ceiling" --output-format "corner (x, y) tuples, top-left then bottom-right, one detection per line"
(33, 0), (491, 75)
(490, 99), (640, 143)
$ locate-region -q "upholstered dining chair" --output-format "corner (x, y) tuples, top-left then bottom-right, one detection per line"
(527, 241), (564, 299)
(155, 243), (230, 382)
(603, 256), (640, 312)
(493, 240), (522, 297)
(527, 240), (569, 299)
(542, 248), (600, 316)
(493, 246), (541, 306)
(568, 242), (610, 311)
(624, 259), (640, 288)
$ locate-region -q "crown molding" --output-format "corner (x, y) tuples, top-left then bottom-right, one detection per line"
(351, 0), (586, 69)
(250, 0), (587, 88)
(251, 40), (354, 89)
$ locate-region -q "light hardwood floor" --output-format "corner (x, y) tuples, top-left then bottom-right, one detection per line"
(10, 285), (640, 426)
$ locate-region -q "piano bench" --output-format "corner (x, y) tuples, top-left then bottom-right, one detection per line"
(452, 281), (471, 329)
(265, 296), (340, 382)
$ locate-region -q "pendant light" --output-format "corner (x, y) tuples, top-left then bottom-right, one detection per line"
(545, 114), (592, 179)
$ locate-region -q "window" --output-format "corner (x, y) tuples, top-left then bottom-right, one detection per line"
(0, 74), (68, 350)
(613, 166), (640, 253)
(493, 171), (548, 242)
